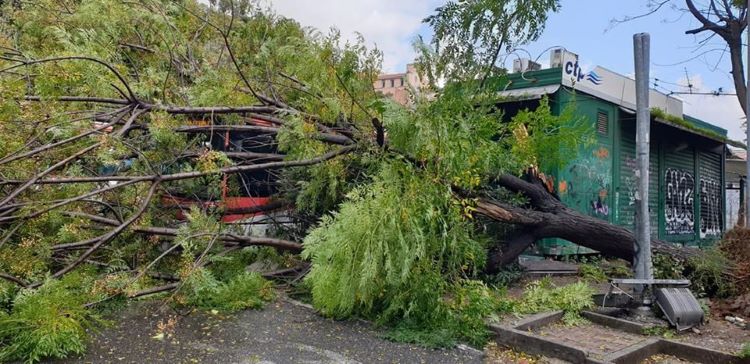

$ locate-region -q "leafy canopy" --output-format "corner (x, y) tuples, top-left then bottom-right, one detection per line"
(423, 0), (561, 83)
(0, 0), (589, 356)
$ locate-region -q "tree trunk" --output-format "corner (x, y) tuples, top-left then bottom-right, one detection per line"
(476, 174), (699, 273)
(727, 35), (746, 114)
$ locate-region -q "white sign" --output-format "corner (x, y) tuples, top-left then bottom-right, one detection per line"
(559, 51), (683, 117)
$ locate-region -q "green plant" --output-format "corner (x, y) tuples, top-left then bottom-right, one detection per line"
(652, 253), (685, 280)
(514, 279), (595, 325)
(650, 108), (727, 143)
(182, 269), (274, 312)
(739, 342), (750, 359)
(604, 259), (633, 279)
(641, 325), (675, 339)
(579, 263), (607, 283)
(698, 299), (711, 318)
(0, 274), (100, 363)
(685, 248), (734, 298)
(484, 263), (525, 286)
(383, 280), (514, 348)
(652, 249), (734, 298)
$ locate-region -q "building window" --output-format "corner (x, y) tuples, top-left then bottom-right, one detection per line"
(389, 79), (394, 87)
(597, 111), (608, 135)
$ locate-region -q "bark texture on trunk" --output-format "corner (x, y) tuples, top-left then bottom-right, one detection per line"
(476, 174), (698, 273)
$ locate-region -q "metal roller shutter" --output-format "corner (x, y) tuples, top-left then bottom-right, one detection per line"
(663, 147), (696, 240)
(616, 121), (659, 239)
(699, 151), (722, 239)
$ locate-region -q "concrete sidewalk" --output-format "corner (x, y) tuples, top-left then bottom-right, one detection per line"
(57, 299), (482, 364)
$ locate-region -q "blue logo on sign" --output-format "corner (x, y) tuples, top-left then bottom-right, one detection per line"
(565, 61), (604, 86)
(586, 71), (602, 85)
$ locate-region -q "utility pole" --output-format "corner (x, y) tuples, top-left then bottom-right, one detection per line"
(633, 33), (653, 293)
(745, 0), (750, 227)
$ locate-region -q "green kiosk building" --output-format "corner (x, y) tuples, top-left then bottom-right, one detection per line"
(500, 49), (734, 255)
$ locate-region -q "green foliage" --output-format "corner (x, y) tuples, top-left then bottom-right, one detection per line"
(0, 281), (19, 312)
(0, 0), (584, 354)
(303, 162), (486, 318)
(384, 84), (513, 189)
(0, 273), (100, 363)
(384, 280), (514, 348)
(604, 259), (633, 279)
(652, 253), (685, 280)
(507, 97), (593, 173)
(173, 207), (222, 258)
(698, 299), (711, 317)
(484, 263), (525, 287)
(739, 342), (750, 359)
(650, 108), (727, 143)
(574, 256), (631, 282)
(303, 47), (587, 347)
(172, 212), (278, 312)
(653, 250), (734, 298)
(181, 268), (274, 312)
(579, 263), (608, 283)
(685, 248), (734, 298)
(641, 325), (675, 339)
(514, 279), (595, 325)
(423, 0), (561, 82)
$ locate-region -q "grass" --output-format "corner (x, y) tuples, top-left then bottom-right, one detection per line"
(738, 342), (750, 359)
(650, 108), (738, 146)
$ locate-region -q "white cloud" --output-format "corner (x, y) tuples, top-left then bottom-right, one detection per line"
(265, 0), (441, 73)
(674, 74), (745, 141)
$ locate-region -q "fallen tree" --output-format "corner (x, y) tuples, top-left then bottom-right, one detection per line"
(476, 174), (698, 271)
(0, 0), (711, 360)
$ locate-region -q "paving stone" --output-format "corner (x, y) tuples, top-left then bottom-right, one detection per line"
(534, 322), (649, 356)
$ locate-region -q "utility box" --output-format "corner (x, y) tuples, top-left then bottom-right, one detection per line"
(513, 58), (542, 73)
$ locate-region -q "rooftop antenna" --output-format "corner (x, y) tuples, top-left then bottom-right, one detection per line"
(684, 67), (693, 94)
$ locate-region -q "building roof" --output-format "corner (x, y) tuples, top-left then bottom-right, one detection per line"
(497, 66), (743, 147)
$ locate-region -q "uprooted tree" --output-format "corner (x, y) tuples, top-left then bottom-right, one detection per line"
(0, 0), (705, 360)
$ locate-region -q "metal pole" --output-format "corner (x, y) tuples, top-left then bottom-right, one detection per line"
(745, 0), (750, 227)
(634, 33), (653, 290)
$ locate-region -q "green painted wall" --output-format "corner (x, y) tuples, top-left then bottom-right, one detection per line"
(521, 85), (726, 255)
(495, 67), (728, 254)
(534, 89), (616, 255)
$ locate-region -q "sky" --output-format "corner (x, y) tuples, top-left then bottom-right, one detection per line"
(266, 0), (746, 140)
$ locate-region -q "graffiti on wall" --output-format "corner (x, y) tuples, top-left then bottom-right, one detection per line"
(664, 168), (695, 235)
(622, 157), (638, 207)
(560, 147), (611, 218)
(591, 195), (609, 216)
(615, 157), (639, 228)
(700, 177), (721, 238)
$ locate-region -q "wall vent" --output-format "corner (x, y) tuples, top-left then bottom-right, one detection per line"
(597, 111), (609, 135)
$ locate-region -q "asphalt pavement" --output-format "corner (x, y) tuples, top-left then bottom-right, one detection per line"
(56, 298), (483, 364)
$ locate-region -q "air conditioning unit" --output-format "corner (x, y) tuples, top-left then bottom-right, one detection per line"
(550, 48), (578, 69)
(513, 58), (542, 73)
